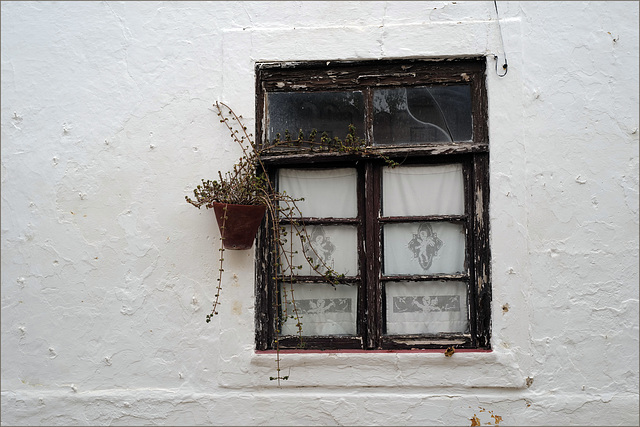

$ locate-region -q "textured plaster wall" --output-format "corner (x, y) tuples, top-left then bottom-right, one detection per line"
(1, 1), (638, 425)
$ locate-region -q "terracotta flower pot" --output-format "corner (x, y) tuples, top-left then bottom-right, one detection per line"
(212, 202), (267, 250)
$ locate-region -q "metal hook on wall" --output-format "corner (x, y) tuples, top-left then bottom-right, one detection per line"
(493, 0), (508, 77)
(494, 55), (508, 78)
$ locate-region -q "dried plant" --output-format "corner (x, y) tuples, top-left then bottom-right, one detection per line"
(186, 101), (395, 384)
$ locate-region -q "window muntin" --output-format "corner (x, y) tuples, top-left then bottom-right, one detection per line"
(276, 166), (363, 341)
(256, 58), (490, 351)
(266, 86), (472, 147)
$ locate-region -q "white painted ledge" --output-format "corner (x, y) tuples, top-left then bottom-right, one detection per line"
(215, 348), (527, 389)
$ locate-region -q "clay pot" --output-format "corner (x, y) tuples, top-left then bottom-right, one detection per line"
(212, 202), (267, 250)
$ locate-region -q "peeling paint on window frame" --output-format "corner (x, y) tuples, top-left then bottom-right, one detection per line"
(254, 57), (491, 352)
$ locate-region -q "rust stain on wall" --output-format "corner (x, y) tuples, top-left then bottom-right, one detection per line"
(470, 407), (503, 426)
(232, 301), (242, 315)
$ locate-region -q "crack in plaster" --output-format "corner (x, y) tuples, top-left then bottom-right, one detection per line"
(377, 1), (388, 57)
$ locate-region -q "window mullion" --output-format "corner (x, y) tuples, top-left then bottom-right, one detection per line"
(364, 162), (382, 349)
(364, 87), (374, 145)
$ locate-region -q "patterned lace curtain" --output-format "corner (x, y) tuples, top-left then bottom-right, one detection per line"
(382, 164), (468, 335)
(278, 168), (359, 336)
(277, 164), (469, 336)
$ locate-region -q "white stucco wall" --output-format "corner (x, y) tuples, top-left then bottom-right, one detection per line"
(1, 1), (638, 425)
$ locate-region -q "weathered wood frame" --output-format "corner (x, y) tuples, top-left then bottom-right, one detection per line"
(254, 58), (491, 351)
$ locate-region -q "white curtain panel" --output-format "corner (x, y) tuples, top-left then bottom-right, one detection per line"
(385, 281), (468, 334)
(382, 163), (464, 216)
(383, 222), (466, 275)
(278, 168), (358, 218)
(280, 283), (357, 336)
(279, 225), (359, 277)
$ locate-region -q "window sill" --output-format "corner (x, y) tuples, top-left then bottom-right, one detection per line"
(217, 347), (527, 389)
(255, 348), (493, 355)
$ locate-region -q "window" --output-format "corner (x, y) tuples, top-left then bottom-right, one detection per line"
(255, 58), (490, 351)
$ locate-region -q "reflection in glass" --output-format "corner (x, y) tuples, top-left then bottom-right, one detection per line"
(384, 281), (469, 334)
(267, 91), (365, 143)
(373, 85), (472, 145)
(278, 168), (358, 218)
(382, 164), (464, 216)
(383, 222), (466, 275)
(280, 283), (357, 336)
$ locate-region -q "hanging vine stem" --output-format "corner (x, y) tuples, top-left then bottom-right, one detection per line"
(265, 200), (302, 385)
(215, 100), (356, 284)
(267, 199), (286, 384)
(207, 101), (397, 384)
(206, 204), (227, 323)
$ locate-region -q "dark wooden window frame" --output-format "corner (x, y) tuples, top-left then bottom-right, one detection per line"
(254, 57), (491, 351)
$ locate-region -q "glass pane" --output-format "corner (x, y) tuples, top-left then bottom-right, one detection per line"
(267, 91), (365, 143)
(383, 222), (466, 275)
(382, 164), (464, 216)
(280, 283), (357, 336)
(279, 225), (358, 277)
(373, 85), (472, 145)
(278, 168), (357, 218)
(385, 281), (468, 334)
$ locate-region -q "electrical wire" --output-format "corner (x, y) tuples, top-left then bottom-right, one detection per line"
(493, 0), (508, 77)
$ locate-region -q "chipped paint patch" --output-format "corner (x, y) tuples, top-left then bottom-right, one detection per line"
(470, 407), (503, 426)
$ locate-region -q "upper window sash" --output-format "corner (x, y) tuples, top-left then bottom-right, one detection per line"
(256, 58), (488, 154)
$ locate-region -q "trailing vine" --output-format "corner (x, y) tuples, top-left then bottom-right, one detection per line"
(186, 101), (399, 384)
(270, 125), (401, 168)
(205, 205), (226, 323)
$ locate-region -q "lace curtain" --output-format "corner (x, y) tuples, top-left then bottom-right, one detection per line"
(280, 283), (357, 336)
(385, 281), (468, 334)
(279, 225), (358, 277)
(277, 164), (468, 336)
(278, 168), (358, 218)
(382, 163), (464, 216)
